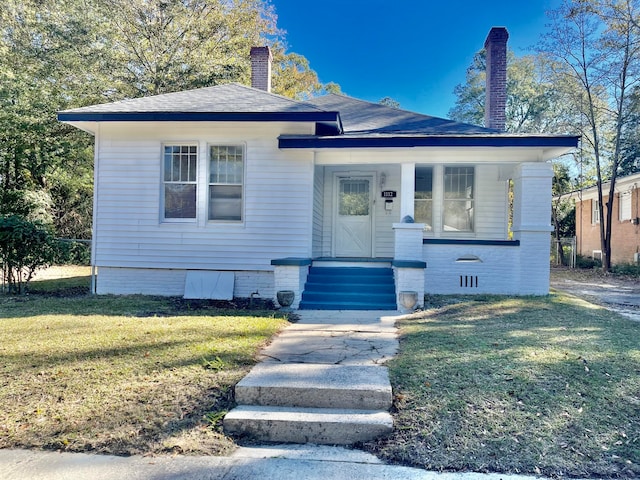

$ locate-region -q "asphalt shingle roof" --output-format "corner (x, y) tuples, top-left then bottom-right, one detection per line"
(58, 83), (579, 153)
(306, 94), (495, 135)
(61, 83), (329, 114)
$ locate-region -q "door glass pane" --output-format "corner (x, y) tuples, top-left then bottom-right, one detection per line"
(339, 179), (369, 216)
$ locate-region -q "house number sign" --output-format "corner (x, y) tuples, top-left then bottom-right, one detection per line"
(381, 190), (397, 198)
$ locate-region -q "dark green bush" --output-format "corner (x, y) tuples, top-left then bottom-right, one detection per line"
(0, 215), (60, 294)
(611, 263), (640, 276)
(575, 254), (602, 269)
(55, 240), (91, 266)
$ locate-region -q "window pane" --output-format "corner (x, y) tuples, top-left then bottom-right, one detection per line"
(209, 145), (243, 185)
(444, 167), (474, 199)
(188, 154), (197, 182)
(444, 200), (473, 232)
(165, 184), (196, 218)
(415, 166), (433, 230)
(209, 185), (242, 221)
(180, 154), (189, 181)
(164, 153), (172, 181)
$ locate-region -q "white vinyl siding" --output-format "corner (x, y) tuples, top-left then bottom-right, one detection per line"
(474, 165), (508, 239)
(312, 165), (324, 258)
(93, 122), (314, 271)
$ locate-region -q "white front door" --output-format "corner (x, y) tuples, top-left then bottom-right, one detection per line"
(334, 176), (373, 257)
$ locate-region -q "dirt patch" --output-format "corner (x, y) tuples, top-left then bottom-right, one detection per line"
(551, 267), (640, 321)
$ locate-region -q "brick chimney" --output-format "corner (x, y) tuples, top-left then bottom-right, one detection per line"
(484, 27), (509, 131)
(250, 46), (272, 93)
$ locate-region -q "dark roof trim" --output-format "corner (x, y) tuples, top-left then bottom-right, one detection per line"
(58, 111), (341, 123)
(392, 260), (427, 269)
(279, 135), (579, 149)
(423, 239), (521, 246)
(270, 257), (313, 266)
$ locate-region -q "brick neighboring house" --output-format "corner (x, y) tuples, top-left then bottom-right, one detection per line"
(561, 172), (640, 265)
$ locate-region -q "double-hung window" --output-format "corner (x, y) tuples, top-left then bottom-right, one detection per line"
(163, 144), (197, 220)
(414, 166), (433, 231)
(592, 199), (600, 224)
(443, 166), (474, 232)
(209, 145), (243, 221)
(620, 192), (631, 221)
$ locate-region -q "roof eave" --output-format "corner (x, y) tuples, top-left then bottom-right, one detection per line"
(278, 134), (580, 150)
(57, 110), (341, 124)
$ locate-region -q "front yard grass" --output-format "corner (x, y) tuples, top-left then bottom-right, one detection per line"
(363, 293), (640, 478)
(0, 274), (289, 456)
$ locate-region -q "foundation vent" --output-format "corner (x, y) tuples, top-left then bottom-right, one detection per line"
(460, 275), (479, 288)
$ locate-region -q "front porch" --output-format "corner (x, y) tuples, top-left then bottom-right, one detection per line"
(272, 249), (426, 312)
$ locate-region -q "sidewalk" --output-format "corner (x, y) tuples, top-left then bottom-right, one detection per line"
(0, 445), (545, 480)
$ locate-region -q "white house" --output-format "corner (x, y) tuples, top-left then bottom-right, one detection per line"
(58, 29), (578, 310)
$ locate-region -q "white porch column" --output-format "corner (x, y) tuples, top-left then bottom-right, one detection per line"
(271, 258), (311, 309)
(400, 163), (415, 219)
(512, 162), (554, 295)
(393, 222), (426, 312)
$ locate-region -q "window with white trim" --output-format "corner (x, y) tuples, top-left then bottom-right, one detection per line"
(163, 144), (197, 220)
(208, 145), (243, 221)
(592, 199), (600, 224)
(414, 166), (433, 231)
(620, 192), (631, 221)
(443, 166), (474, 232)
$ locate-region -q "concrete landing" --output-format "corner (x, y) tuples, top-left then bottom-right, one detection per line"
(257, 310), (399, 365)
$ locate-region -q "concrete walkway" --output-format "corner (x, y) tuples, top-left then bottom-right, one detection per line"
(223, 310), (399, 443)
(257, 310), (399, 365)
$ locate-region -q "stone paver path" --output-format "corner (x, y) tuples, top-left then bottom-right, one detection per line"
(257, 310), (400, 365)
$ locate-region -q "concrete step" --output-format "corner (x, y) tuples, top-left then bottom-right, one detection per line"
(298, 300), (397, 310)
(234, 363), (392, 410)
(301, 291), (397, 304)
(308, 266), (394, 277)
(304, 282), (396, 294)
(223, 405), (393, 445)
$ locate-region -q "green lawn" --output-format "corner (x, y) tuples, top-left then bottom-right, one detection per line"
(0, 275), (289, 456)
(363, 293), (640, 478)
(4, 269), (640, 478)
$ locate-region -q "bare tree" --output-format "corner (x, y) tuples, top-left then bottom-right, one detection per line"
(542, 0), (640, 271)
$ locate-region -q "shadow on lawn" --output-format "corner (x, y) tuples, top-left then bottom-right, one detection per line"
(364, 294), (640, 478)
(0, 317), (284, 456)
(0, 291), (281, 319)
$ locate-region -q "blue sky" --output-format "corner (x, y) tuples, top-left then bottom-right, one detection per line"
(272, 0), (561, 118)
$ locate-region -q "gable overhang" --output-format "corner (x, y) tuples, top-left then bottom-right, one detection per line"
(58, 111), (343, 135)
